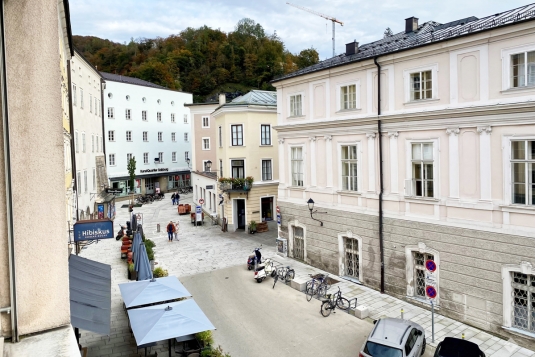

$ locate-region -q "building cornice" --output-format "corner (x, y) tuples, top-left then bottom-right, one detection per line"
(212, 105), (277, 118)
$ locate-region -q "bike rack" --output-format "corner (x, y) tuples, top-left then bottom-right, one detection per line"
(348, 297), (358, 310)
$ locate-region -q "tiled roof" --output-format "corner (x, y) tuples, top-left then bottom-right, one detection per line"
(100, 72), (168, 90)
(273, 3), (535, 83)
(227, 90), (277, 106)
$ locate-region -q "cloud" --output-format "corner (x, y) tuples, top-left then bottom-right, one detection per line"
(70, 0), (531, 58)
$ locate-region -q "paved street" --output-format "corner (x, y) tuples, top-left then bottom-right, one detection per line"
(78, 195), (535, 357)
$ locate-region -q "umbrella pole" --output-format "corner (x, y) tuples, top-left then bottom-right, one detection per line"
(168, 339), (171, 357)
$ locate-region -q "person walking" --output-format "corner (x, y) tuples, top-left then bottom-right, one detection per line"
(176, 192), (180, 206)
(171, 193), (175, 205)
(173, 221), (179, 241)
(166, 221), (174, 242)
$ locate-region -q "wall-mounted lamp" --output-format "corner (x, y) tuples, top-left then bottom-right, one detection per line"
(185, 157), (191, 169)
(205, 160), (212, 172)
(307, 198), (327, 226)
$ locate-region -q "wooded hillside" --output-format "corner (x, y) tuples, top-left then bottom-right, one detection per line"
(73, 18), (318, 102)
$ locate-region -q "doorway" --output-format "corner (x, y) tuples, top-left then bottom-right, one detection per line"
(235, 199), (246, 230)
(261, 197), (273, 221)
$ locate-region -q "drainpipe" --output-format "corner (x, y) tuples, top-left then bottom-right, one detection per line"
(67, 60), (79, 223)
(374, 56), (385, 294)
(0, 0), (19, 341)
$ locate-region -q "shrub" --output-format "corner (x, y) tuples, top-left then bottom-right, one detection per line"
(146, 246), (155, 261)
(128, 262), (135, 272)
(195, 331), (214, 347)
(200, 346), (231, 357)
(144, 239), (155, 249)
(153, 267), (168, 278)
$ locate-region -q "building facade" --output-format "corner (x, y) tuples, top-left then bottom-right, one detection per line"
(102, 73), (193, 196)
(272, 5), (535, 349)
(215, 91), (279, 231)
(71, 49), (106, 220)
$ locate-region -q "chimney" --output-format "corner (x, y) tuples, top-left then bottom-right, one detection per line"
(405, 17), (419, 33)
(345, 40), (359, 56)
(219, 93), (226, 105)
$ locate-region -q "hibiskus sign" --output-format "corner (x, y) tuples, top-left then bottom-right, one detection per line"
(73, 220), (114, 242)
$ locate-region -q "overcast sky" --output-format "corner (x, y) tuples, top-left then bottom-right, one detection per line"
(70, 0), (532, 60)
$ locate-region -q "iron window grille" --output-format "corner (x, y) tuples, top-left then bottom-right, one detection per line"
(293, 226), (304, 261)
(511, 272), (535, 333)
(414, 252), (434, 298)
(344, 237), (359, 279)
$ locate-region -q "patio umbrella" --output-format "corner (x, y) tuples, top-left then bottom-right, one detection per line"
(128, 299), (216, 357)
(137, 244), (153, 281)
(131, 232), (141, 257)
(133, 241), (144, 273)
(118, 276), (192, 309)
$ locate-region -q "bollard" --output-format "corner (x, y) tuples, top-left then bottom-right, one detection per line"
(462, 333), (465, 340)
(401, 308), (404, 319)
(157, 223), (160, 232)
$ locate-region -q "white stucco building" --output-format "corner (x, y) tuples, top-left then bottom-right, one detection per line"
(71, 49), (105, 220)
(102, 73), (193, 196)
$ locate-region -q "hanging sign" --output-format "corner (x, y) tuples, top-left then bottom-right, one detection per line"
(73, 220), (114, 242)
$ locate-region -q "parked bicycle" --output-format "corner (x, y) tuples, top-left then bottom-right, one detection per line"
(272, 265), (295, 289)
(305, 273), (330, 302)
(320, 286), (354, 317)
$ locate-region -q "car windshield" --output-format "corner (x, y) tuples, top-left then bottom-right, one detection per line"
(364, 342), (403, 357)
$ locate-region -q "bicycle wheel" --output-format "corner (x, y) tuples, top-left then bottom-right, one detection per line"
(272, 274), (278, 289)
(285, 269), (295, 283)
(317, 285), (327, 299)
(320, 301), (332, 317)
(305, 286), (315, 301)
(336, 297), (351, 310)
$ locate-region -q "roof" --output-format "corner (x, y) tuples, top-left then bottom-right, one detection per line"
(74, 48), (103, 79)
(273, 3), (535, 83)
(100, 72), (168, 90)
(226, 90), (277, 106)
(437, 337), (483, 357)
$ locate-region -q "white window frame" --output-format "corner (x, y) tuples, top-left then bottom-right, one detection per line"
(503, 135), (535, 207)
(98, 100), (101, 117)
(337, 141), (362, 192)
(261, 159), (273, 181)
(287, 92), (304, 117)
(229, 158), (246, 179)
(89, 94), (93, 113)
(403, 64), (439, 103)
(91, 134), (94, 153)
(80, 88), (84, 109)
(107, 107), (114, 119)
(74, 131), (79, 152)
(72, 84), (77, 106)
(405, 242), (440, 305)
(142, 110), (147, 121)
(125, 108), (131, 120)
(92, 168), (96, 191)
(96, 136), (99, 152)
(260, 124), (271, 146)
(289, 145), (305, 187)
(108, 130), (115, 142)
(404, 139), (439, 199)
(501, 44), (535, 91)
(288, 220), (307, 262)
(76, 171), (81, 194)
(171, 132), (176, 142)
(202, 137), (210, 150)
(171, 113), (175, 123)
(126, 131), (132, 142)
(127, 153), (133, 165)
(184, 133), (189, 142)
(172, 152), (177, 162)
(158, 132), (163, 142)
(143, 152), (149, 164)
(109, 153), (116, 166)
(337, 231), (363, 282)
(143, 131), (148, 142)
(230, 124), (244, 146)
(158, 152), (164, 163)
(202, 116), (210, 128)
(94, 97), (98, 116)
(502, 262), (535, 336)
(184, 114), (188, 123)
(82, 133), (86, 153)
(157, 112), (162, 122)
(336, 80), (361, 111)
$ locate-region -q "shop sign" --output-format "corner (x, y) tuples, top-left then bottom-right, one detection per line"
(206, 185), (214, 189)
(74, 220), (114, 242)
(140, 168), (169, 173)
(106, 188), (123, 194)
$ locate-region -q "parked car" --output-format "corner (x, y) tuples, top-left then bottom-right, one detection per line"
(433, 337), (485, 357)
(359, 318), (426, 357)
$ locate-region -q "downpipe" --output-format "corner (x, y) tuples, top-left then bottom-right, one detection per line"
(374, 56), (385, 294)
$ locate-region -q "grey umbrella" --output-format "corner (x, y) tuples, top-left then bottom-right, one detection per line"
(137, 244), (153, 281)
(131, 232), (141, 257)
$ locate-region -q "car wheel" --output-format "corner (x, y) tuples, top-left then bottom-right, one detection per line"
(256, 278), (262, 283)
(421, 337), (426, 356)
(247, 265), (252, 270)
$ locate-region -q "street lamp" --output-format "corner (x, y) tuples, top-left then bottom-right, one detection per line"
(206, 160), (212, 172)
(307, 198), (326, 226)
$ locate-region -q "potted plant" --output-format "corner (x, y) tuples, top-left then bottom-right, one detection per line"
(152, 267), (168, 278)
(128, 262), (137, 281)
(249, 220), (257, 234)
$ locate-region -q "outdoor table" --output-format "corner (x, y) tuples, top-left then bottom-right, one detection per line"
(174, 334), (200, 356)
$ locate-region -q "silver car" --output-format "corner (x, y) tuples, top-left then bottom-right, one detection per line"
(359, 318), (426, 357)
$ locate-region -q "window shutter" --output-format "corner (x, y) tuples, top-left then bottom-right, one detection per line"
(404, 179), (413, 196)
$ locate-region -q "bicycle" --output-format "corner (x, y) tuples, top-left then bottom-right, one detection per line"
(305, 273), (329, 302)
(320, 286), (352, 317)
(272, 266), (295, 289)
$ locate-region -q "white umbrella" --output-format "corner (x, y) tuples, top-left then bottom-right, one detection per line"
(118, 276), (191, 309)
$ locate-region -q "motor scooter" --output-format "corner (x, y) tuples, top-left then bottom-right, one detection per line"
(254, 258), (276, 283)
(247, 247), (262, 270)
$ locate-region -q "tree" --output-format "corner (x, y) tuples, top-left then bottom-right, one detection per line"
(127, 157), (136, 193)
(295, 48), (319, 69)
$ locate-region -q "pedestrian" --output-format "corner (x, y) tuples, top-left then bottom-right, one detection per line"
(166, 221), (174, 242)
(171, 193), (175, 205)
(173, 221), (179, 241)
(176, 192), (180, 206)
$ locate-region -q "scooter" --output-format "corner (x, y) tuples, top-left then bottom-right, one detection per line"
(254, 258), (276, 283)
(247, 248), (262, 270)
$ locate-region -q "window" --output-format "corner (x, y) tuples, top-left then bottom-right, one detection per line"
(99, 136), (102, 152)
(82, 133), (86, 153)
(94, 98), (97, 115)
(262, 160), (272, 181)
(91, 134), (94, 153)
(290, 94), (302, 117)
(340, 84), (357, 110)
(292, 226), (304, 260)
(344, 237), (360, 279)
(410, 70), (432, 101)
(142, 110), (147, 121)
(184, 114), (188, 123)
(231, 160), (244, 179)
(511, 51), (535, 88)
(127, 153), (133, 165)
(125, 109), (131, 120)
(92, 168), (96, 191)
(203, 161), (211, 172)
(72, 84), (77, 106)
(261, 125), (271, 145)
(231, 125), (243, 146)
(126, 131), (132, 142)
(411, 143), (434, 197)
(145, 177), (154, 191)
(404, 329), (419, 355)
(158, 152), (164, 163)
(202, 116), (209, 128)
(108, 130), (115, 142)
(184, 133), (189, 142)
(143, 131), (148, 142)
(511, 140), (535, 205)
(158, 132), (163, 142)
(414, 252), (434, 298)
(218, 126), (222, 147)
(89, 94), (93, 113)
(171, 113), (175, 122)
(203, 138), (210, 150)
(76, 172), (81, 194)
(143, 152), (148, 164)
(98, 100), (101, 117)
(185, 151), (189, 160)
(172, 152), (176, 162)
(511, 272), (535, 333)
(80, 88), (84, 109)
(171, 133), (176, 142)
(157, 112), (162, 122)
(291, 147), (303, 186)
(95, 136), (99, 153)
(109, 154), (115, 166)
(107, 107), (114, 119)
(219, 159), (223, 177)
(341, 145), (358, 191)
(75, 132), (79, 152)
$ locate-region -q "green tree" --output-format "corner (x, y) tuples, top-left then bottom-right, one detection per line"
(295, 48), (319, 69)
(127, 157), (136, 193)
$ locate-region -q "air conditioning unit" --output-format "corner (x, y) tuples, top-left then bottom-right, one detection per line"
(154, 158), (160, 163)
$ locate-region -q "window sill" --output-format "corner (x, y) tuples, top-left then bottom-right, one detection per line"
(403, 98), (440, 106)
(404, 196), (440, 204)
(336, 190), (361, 196)
(500, 85), (535, 94)
(503, 326), (535, 339)
(260, 145), (273, 147)
(336, 108), (361, 114)
(288, 186), (305, 190)
(499, 204), (535, 213)
(287, 115), (305, 119)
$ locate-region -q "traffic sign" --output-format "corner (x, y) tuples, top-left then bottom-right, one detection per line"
(195, 206), (202, 223)
(276, 206), (280, 213)
(198, 198), (205, 204)
(425, 260), (436, 273)
(277, 213), (281, 226)
(426, 286), (437, 299)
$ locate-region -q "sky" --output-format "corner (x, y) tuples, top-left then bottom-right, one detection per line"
(69, 0), (533, 60)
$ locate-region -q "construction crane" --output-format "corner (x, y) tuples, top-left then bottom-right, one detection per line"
(286, 2), (344, 58)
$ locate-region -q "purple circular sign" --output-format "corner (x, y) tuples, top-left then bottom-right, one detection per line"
(425, 260), (436, 273)
(426, 286), (437, 299)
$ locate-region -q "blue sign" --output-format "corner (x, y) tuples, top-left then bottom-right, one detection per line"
(195, 206), (202, 222)
(73, 220), (114, 242)
(277, 213), (281, 226)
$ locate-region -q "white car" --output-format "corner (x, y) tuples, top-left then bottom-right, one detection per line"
(359, 318), (426, 357)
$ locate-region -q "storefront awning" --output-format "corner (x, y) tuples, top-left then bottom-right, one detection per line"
(69, 255), (111, 335)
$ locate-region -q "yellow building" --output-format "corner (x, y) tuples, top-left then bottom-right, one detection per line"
(214, 91), (278, 232)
